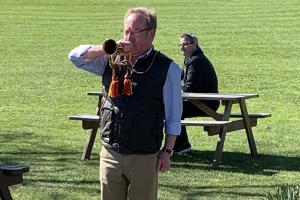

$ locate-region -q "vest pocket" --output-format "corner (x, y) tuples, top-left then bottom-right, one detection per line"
(128, 110), (164, 153)
(100, 104), (114, 144)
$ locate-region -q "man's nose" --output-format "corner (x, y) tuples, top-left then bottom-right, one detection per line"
(126, 33), (135, 41)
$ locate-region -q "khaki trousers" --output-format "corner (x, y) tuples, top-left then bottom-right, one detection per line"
(100, 146), (159, 200)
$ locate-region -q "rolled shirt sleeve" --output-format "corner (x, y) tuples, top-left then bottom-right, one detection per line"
(163, 61), (183, 136)
(68, 45), (108, 76)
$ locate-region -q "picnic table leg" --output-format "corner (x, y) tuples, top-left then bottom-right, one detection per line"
(0, 182), (13, 200)
(82, 127), (98, 160)
(239, 99), (258, 155)
(212, 101), (233, 168)
(82, 102), (101, 160)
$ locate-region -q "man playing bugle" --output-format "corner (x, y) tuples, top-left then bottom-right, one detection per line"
(69, 7), (182, 200)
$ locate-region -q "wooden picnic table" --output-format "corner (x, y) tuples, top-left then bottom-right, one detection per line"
(69, 91), (270, 168)
(182, 92), (260, 167)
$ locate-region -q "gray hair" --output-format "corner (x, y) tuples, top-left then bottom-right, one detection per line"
(124, 7), (157, 29)
(180, 33), (200, 48)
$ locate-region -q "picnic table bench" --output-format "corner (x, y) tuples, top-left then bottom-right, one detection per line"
(0, 164), (29, 200)
(69, 91), (270, 168)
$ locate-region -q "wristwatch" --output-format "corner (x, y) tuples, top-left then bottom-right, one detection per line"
(163, 147), (174, 157)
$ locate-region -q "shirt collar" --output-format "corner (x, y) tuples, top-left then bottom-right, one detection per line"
(133, 46), (154, 66)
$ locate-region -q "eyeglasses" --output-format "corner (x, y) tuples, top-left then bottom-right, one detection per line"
(123, 27), (152, 35)
(178, 42), (193, 47)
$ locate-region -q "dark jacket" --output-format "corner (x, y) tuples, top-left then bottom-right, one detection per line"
(181, 48), (219, 110)
(182, 49), (218, 93)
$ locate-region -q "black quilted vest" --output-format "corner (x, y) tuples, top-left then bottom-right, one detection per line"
(100, 49), (172, 154)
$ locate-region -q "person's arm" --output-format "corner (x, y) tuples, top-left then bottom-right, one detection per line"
(81, 45), (107, 60)
(182, 59), (202, 92)
(156, 61), (182, 173)
(68, 41), (133, 75)
(68, 45), (109, 76)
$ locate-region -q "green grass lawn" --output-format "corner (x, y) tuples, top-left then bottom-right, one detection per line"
(0, 0), (299, 199)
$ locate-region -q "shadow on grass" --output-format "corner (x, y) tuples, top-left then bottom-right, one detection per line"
(1, 130), (100, 196)
(172, 150), (300, 175)
(0, 130), (99, 165)
(27, 178), (99, 184)
(1, 130), (299, 177)
(159, 183), (271, 199)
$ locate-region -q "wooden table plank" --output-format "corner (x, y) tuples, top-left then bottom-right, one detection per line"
(86, 91), (102, 96)
(87, 91), (259, 100)
(182, 92), (259, 101)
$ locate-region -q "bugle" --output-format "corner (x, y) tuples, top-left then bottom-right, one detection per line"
(103, 39), (119, 55)
(103, 39), (131, 67)
(103, 39), (133, 97)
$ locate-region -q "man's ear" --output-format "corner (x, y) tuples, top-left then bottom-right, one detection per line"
(149, 28), (156, 39)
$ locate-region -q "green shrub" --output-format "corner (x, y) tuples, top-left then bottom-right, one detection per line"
(266, 184), (300, 200)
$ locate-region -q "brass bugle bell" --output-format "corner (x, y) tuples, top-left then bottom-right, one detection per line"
(103, 39), (124, 55)
(104, 39), (131, 68)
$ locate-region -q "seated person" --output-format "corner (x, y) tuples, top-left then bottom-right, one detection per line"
(174, 33), (220, 154)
